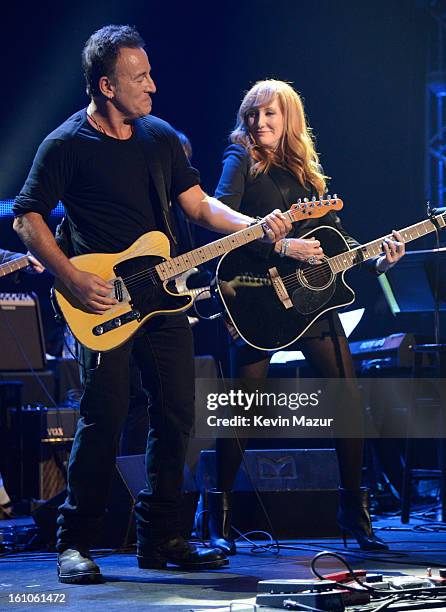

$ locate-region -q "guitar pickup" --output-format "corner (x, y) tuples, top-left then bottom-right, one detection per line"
(111, 277), (130, 303)
(93, 309), (141, 336)
(269, 267), (293, 309)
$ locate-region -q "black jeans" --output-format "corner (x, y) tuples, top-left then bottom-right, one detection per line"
(56, 314), (195, 550)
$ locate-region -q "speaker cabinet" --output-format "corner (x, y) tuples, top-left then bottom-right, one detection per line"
(198, 449), (341, 537)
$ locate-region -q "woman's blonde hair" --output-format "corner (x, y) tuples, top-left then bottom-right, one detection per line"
(230, 79), (327, 196)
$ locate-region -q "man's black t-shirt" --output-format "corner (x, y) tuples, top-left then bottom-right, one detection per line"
(13, 109), (200, 256)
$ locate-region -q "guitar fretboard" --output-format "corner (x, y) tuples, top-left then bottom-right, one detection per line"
(156, 198), (341, 281)
(329, 213), (446, 273)
(0, 255), (29, 277)
(156, 224), (265, 280)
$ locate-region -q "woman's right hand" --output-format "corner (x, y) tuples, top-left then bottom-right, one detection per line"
(275, 237), (325, 263)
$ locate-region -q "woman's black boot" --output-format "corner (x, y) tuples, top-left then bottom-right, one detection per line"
(207, 490), (236, 555)
(337, 487), (389, 551)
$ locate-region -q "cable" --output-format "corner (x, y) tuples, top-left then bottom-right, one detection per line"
(215, 357), (281, 556)
(310, 550), (376, 594)
(231, 526), (279, 554)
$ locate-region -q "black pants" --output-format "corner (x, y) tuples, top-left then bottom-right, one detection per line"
(216, 313), (364, 492)
(56, 314), (195, 550)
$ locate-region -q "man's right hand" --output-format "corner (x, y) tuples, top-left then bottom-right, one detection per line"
(66, 269), (117, 314)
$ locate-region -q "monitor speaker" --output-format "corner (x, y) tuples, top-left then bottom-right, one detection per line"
(198, 449), (341, 537)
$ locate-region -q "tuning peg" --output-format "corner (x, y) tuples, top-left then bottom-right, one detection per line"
(325, 194), (331, 205)
(333, 193), (338, 200)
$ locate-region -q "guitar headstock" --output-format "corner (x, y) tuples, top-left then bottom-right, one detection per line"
(289, 194), (343, 221)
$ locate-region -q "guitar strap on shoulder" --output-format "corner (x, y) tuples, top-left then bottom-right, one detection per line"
(267, 166), (292, 212)
(133, 118), (178, 248)
(267, 166), (317, 211)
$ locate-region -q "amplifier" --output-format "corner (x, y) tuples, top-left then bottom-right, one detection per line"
(0, 292), (46, 370)
(5, 406), (78, 500)
(20, 405), (79, 442)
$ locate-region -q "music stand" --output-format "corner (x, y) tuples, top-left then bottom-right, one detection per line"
(378, 248), (446, 314)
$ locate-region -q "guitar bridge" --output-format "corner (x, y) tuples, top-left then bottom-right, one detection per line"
(268, 267), (293, 309)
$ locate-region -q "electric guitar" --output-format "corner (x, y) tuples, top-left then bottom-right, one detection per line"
(216, 211), (446, 351)
(0, 255), (29, 278)
(53, 196), (343, 351)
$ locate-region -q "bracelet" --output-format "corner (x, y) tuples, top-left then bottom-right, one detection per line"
(279, 239), (290, 258)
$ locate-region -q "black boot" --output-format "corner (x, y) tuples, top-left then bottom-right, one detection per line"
(57, 548), (103, 584)
(137, 535), (228, 570)
(337, 487), (389, 551)
(207, 490), (236, 556)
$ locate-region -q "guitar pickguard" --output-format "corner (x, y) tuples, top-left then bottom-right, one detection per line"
(113, 255), (191, 319)
(291, 282), (336, 315)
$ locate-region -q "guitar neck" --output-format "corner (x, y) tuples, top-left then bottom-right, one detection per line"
(0, 255), (29, 277)
(155, 197), (340, 281)
(156, 223), (265, 281)
(330, 213), (446, 273)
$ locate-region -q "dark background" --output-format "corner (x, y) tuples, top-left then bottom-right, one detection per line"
(0, 0), (437, 355)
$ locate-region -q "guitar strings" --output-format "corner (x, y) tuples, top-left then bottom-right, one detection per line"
(119, 259), (335, 298)
(110, 203), (342, 292)
(108, 202), (339, 291)
(117, 239), (344, 295)
(280, 262), (333, 284)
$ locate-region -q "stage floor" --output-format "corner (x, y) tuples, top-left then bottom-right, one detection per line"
(1, 515), (446, 611)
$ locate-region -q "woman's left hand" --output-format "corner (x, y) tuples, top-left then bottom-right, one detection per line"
(376, 230), (405, 273)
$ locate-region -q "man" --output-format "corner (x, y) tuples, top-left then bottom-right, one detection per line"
(13, 25), (290, 584)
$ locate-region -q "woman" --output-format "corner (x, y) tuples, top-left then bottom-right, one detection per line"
(208, 80), (404, 554)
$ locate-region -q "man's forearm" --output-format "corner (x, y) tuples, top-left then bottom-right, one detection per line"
(187, 195), (254, 234)
(13, 213), (76, 282)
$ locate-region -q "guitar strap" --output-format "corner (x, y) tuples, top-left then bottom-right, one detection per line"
(133, 118), (179, 250)
(267, 166), (316, 211)
(267, 166), (294, 212)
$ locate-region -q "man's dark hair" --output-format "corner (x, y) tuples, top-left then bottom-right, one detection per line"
(82, 25), (145, 97)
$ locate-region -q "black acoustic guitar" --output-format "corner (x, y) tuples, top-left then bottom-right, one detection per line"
(216, 211), (446, 350)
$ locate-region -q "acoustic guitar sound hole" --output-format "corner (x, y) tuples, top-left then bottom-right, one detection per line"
(298, 260), (333, 290)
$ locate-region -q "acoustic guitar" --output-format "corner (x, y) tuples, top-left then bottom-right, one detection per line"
(216, 211), (446, 350)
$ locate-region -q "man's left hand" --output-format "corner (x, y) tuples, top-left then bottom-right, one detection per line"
(26, 253), (45, 274)
(376, 230), (405, 273)
(260, 209), (292, 243)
